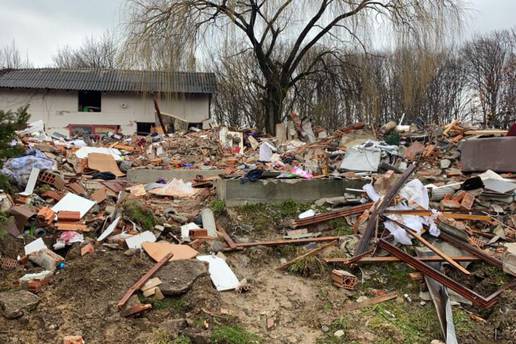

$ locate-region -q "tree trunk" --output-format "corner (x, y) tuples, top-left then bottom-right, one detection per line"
(262, 83), (285, 135)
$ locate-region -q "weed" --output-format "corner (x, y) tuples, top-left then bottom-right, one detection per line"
(211, 325), (262, 344)
(328, 218), (352, 236)
(173, 335), (192, 344)
(0, 174), (18, 195)
(123, 200), (157, 231)
(364, 301), (442, 344)
(210, 200), (225, 216)
(0, 211), (8, 238)
(148, 329), (174, 344)
(288, 255), (327, 278)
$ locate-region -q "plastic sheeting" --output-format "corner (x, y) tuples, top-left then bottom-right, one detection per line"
(1, 149), (54, 185)
(364, 178), (440, 245)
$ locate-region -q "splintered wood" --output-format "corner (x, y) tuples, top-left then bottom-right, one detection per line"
(331, 269), (358, 290)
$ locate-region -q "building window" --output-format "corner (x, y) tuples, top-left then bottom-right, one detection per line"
(78, 91), (101, 112)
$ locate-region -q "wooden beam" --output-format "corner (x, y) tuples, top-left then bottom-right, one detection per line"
(235, 236), (340, 248)
(385, 217), (470, 275)
(117, 251), (173, 310)
(354, 164), (417, 256)
(324, 255), (480, 264)
(153, 94), (168, 135)
(276, 240), (337, 270)
(344, 292), (398, 312)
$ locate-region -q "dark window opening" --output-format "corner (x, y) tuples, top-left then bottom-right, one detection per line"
(136, 122), (155, 135)
(78, 91), (101, 112)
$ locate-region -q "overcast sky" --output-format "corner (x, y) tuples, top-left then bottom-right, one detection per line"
(1, 0), (515, 67)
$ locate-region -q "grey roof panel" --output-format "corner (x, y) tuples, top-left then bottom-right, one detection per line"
(0, 68), (216, 94)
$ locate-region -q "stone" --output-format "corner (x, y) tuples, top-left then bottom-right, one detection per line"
(440, 159), (451, 169)
(334, 329), (345, 338)
(182, 328), (211, 344)
(158, 318), (187, 336)
(156, 260), (208, 296)
(209, 240), (226, 253)
(0, 290), (40, 319)
(321, 325), (330, 333)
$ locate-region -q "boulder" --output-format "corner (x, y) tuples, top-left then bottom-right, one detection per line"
(0, 290), (40, 319)
(156, 260), (208, 296)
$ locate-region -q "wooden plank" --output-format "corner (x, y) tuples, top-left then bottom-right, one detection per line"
(216, 224), (237, 249)
(385, 217), (470, 275)
(276, 240), (337, 270)
(235, 236), (340, 248)
(117, 251), (173, 310)
(324, 255), (480, 264)
(354, 164), (417, 256)
(344, 292), (398, 312)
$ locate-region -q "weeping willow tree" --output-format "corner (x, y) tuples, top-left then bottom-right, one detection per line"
(124, 0), (462, 134)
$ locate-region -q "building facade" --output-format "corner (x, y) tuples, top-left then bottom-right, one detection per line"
(0, 68), (216, 136)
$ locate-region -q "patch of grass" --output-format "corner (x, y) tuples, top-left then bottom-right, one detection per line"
(328, 218), (352, 236)
(364, 301), (442, 344)
(271, 200), (311, 220)
(275, 245), (299, 259)
(173, 335), (192, 344)
(287, 255), (327, 278)
(139, 296), (186, 313)
(234, 200), (311, 234)
(123, 200), (157, 231)
(0, 211), (8, 238)
(211, 325), (262, 344)
(210, 200), (225, 216)
(361, 263), (416, 293)
(316, 316), (353, 344)
(454, 308), (475, 334)
(0, 174), (18, 195)
(148, 329), (174, 344)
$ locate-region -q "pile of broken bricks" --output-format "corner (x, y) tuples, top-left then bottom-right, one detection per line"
(0, 118), (515, 343)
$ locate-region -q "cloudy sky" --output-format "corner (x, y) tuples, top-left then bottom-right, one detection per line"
(1, 0), (515, 67)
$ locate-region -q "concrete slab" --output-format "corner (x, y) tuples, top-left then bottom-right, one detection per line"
(127, 168), (224, 183)
(217, 178), (366, 206)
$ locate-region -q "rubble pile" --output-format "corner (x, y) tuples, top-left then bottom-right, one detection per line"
(0, 116), (515, 343)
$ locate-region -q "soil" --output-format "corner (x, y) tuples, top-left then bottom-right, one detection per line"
(1, 207), (515, 344)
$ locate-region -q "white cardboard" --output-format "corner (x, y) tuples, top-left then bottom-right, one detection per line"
(51, 192), (96, 218)
(75, 146), (122, 161)
(19, 167), (40, 196)
(24, 238), (47, 255)
(97, 216), (121, 241)
(125, 231), (157, 249)
(197, 255), (239, 291)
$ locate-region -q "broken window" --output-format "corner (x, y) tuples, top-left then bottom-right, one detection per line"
(78, 91), (101, 112)
(136, 122), (155, 135)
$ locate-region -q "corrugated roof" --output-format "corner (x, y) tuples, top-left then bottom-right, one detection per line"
(0, 68), (216, 94)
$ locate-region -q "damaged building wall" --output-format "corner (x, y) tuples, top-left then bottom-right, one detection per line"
(0, 88), (210, 135)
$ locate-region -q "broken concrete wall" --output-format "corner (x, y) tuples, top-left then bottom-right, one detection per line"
(217, 178), (366, 206)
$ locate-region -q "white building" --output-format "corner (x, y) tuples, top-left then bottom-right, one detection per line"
(0, 68), (216, 136)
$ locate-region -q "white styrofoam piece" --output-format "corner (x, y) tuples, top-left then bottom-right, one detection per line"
(51, 192), (96, 218)
(24, 238), (47, 255)
(97, 216), (121, 241)
(197, 255), (239, 291)
(125, 231), (157, 249)
(181, 222), (200, 241)
(19, 167), (40, 196)
(75, 146), (122, 161)
(340, 147), (381, 172)
(298, 209), (316, 219)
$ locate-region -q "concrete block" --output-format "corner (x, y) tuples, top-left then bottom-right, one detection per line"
(216, 178), (366, 207)
(127, 168), (224, 183)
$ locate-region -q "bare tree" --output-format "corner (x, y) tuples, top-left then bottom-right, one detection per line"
(125, 0), (462, 134)
(462, 30), (515, 127)
(0, 40), (31, 69)
(53, 32), (120, 69)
